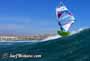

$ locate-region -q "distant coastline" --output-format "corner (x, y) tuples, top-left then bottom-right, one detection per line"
(0, 34), (56, 41)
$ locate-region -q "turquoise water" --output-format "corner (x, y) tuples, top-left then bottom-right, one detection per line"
(0, 28), (90, 61)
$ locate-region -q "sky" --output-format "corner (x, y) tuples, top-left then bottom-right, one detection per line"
(0, 0), (90, 35)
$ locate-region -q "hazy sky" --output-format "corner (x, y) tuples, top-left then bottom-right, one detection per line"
(0, 0), (89, 34)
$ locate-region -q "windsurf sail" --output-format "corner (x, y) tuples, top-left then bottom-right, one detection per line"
(56, 2), (75, 32)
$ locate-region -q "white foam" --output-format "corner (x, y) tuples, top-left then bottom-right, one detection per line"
(42, 35), (61, 41)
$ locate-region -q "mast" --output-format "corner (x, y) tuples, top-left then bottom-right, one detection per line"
(56, 2), (65, 32)
(58, 21), (64, 31)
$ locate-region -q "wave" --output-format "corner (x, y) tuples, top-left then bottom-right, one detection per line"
(0, 28), (90, 61)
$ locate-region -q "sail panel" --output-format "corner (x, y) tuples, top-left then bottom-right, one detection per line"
(63, 20), (74, 31)
(56, 6), (68, 19)
(56, 6), (68, 12)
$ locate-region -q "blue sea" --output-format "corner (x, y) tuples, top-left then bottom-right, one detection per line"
(0, 28), (90, 61)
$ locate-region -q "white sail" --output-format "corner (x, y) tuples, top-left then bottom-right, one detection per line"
(56, 2), (75, 31)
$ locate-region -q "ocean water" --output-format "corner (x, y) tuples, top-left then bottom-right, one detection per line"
(0, 28), (90, 61)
